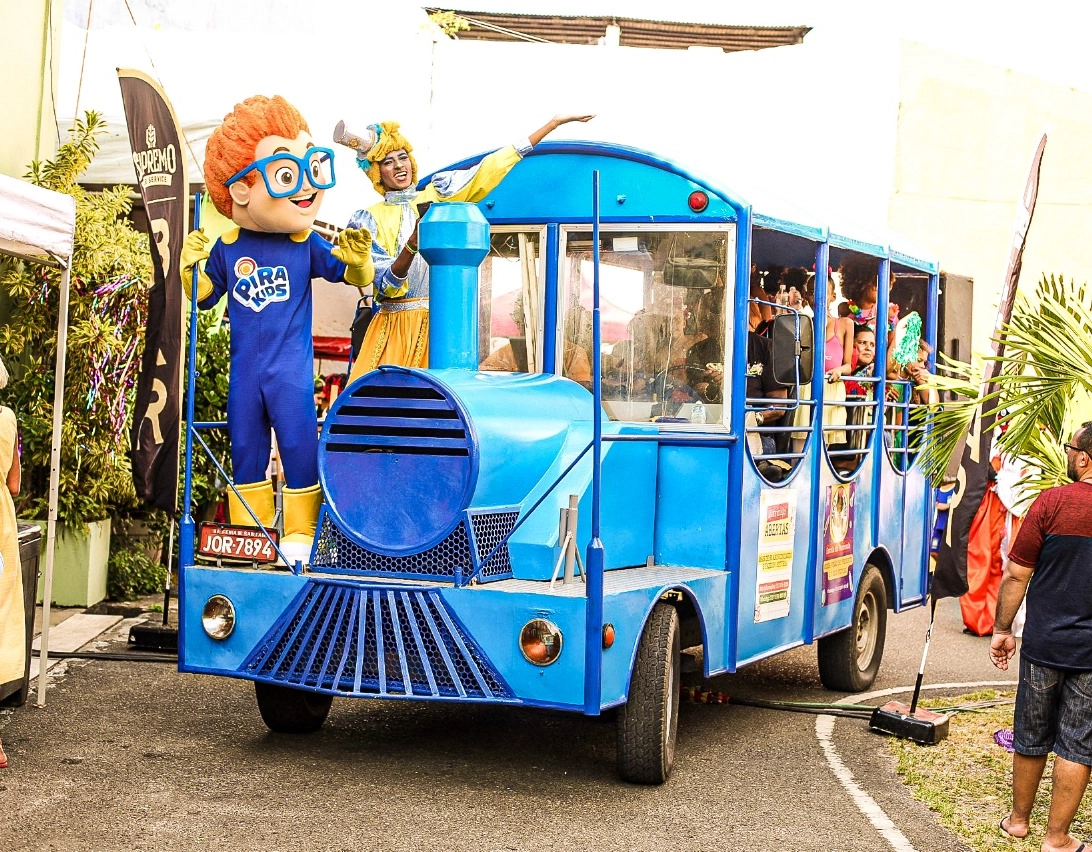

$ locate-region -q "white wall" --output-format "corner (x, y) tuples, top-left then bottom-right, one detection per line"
(891, 41), (1092, 357)
(53, 1), (1092, 360)
(0, 0), (64, 178)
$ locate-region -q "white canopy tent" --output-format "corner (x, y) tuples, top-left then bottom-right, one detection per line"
(0, 172), (76, 706)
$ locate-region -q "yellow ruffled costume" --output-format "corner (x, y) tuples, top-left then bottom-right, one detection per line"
(0, 407), (24, 691)
(346, 122), (524, 382)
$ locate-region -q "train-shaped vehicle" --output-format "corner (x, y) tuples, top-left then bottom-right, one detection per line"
(180, 141), (939, 783)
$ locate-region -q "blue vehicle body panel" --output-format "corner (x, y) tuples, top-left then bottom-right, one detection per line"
(180, 139), (940, 723)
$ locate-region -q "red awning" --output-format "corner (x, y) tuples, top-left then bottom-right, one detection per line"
(313, 335), (351, 360)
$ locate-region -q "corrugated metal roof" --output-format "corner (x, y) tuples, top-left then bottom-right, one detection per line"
(424, 9), (810, 51)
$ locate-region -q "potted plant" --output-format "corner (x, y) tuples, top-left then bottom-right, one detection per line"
(0, 112), (154, 606)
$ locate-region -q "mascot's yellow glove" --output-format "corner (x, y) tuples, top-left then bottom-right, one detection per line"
(180, 229), (214, 302)
(332, 227), (376, 288)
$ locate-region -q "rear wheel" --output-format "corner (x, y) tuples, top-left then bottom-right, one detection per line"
(616, 602), (680, 784)
(254, 681), (333, 733)
(817, 565), (887, 692)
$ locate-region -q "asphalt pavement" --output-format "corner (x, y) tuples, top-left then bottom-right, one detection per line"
(0, 593), (1016, 852)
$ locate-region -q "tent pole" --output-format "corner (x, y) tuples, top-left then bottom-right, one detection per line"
(36, 263), (71, 707)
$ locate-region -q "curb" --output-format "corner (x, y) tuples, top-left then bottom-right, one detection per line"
(29, 597), (178, 688)
(31, 613), (125, 684)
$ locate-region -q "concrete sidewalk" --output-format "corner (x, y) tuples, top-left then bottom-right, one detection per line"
(29, 594), (177, 687)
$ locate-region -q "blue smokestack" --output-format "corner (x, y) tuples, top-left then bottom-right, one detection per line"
(418, 202), (490, 370)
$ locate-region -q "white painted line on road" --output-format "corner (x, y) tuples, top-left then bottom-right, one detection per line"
(816, 715), (918, 852)
(816, 680), (1017, 852)
(30, 613), (123, 683)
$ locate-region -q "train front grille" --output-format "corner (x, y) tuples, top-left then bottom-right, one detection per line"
(241, 579), (515, 701)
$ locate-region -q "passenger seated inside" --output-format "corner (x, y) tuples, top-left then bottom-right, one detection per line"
(833, 325), (877, 472)
(605, 309), (696, 415)
(779, 266), (812, 318)
(480, 295), (592, 386)
(886, 335), (938, 461)
(843, 325), (877, 400)
(738, 289), (789, 479)
(890, 339), (938, 407)
(685, 288), (727, 403)
(608, 310), (665, 400)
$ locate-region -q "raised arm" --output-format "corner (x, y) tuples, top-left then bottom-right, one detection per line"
(527, 114), (595, 147)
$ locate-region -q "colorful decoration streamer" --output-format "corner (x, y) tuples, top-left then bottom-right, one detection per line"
(891, 310), (924, 367)
(83, 273), (148, 455)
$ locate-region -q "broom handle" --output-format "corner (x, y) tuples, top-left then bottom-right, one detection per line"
(909, 598), (937, 715)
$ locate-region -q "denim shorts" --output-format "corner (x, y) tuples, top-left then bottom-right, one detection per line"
(1013, 657), (1092, 766)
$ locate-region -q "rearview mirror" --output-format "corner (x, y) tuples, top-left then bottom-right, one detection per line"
(769, 312), (814, 387)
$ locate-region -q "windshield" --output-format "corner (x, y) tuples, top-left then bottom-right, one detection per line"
(560, 227), (735, 422)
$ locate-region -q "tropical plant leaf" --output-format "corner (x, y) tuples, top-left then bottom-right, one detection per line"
(916, 274), (1092, 498)
(0, 112), (153, 527)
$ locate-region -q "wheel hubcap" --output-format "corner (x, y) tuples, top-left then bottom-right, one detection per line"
(855, 590), (878, 669)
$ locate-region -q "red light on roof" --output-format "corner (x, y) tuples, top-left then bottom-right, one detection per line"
(688, 190), (709, 213)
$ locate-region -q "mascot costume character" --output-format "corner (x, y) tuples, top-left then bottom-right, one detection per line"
(333, 113), (593, 381)
(181, 94), (373, 562)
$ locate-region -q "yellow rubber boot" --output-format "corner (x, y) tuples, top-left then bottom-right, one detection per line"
(282, 484), (322, 542)
(227, 479), (275, 528)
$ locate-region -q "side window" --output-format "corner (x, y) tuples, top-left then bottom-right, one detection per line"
(885, 274), (936, 473)
(478, 230), (543, 374)
(561, 228), (733, 422)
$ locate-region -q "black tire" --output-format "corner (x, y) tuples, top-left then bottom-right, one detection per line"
(817, 565), (887, 692)
(616, 602), (680, 784)
(254, 681), (333, 734)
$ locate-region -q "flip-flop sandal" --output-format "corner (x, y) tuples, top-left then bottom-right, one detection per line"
(1000, 817), (1024, 839)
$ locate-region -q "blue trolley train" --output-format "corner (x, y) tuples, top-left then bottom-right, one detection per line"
(180, 140), (939, 783)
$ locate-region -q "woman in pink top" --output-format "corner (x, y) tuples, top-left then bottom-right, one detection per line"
(824, 276), (854, 381)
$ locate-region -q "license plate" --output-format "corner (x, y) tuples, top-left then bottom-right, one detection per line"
(197, 522), (279, 564)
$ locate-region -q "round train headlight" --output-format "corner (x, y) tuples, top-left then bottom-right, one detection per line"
(202, 595), (236, 640)
(519, 618), (562, 666)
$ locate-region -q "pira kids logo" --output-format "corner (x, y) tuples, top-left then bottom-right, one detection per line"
(131, 123), (178, 190)
(232, 257), (290, 312)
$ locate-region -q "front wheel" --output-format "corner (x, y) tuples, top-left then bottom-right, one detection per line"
(254, 681), (333, 733)
(616, 602), (681, 784)
(817, 565), (887, 692)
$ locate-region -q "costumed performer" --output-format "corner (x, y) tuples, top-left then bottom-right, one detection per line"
(180, 95), (374, 560)
(336, 114), (594, 382)
(960, 426), (1035, 636)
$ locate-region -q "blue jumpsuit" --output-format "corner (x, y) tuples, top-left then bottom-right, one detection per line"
(201, 228), (347, 488)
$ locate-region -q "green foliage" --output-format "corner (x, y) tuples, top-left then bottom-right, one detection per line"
(916, 273), (1092, 497)
(892, 689), (1092, 851)
(106, 545), (166, 601)
(0, 112), (154, 527)
(186, 309), (231, 512)
(428, 10), (471, 37)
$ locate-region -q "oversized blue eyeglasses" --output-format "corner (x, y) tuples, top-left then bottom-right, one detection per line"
(225, 147), (336, 197)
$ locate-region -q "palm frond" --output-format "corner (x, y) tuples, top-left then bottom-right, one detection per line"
(914, 397), (976, 484)
(914, 273), (1092, 487)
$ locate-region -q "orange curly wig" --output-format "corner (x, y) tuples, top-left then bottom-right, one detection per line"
(204, 95), (311, 218)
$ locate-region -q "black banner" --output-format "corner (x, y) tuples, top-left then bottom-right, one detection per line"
(932, 133), (1047, 599)
(118, 69), (187, 512)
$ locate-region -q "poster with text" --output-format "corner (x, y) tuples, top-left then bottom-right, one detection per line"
(755, 490), (797, 622)
(822, 482), (856, 605)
